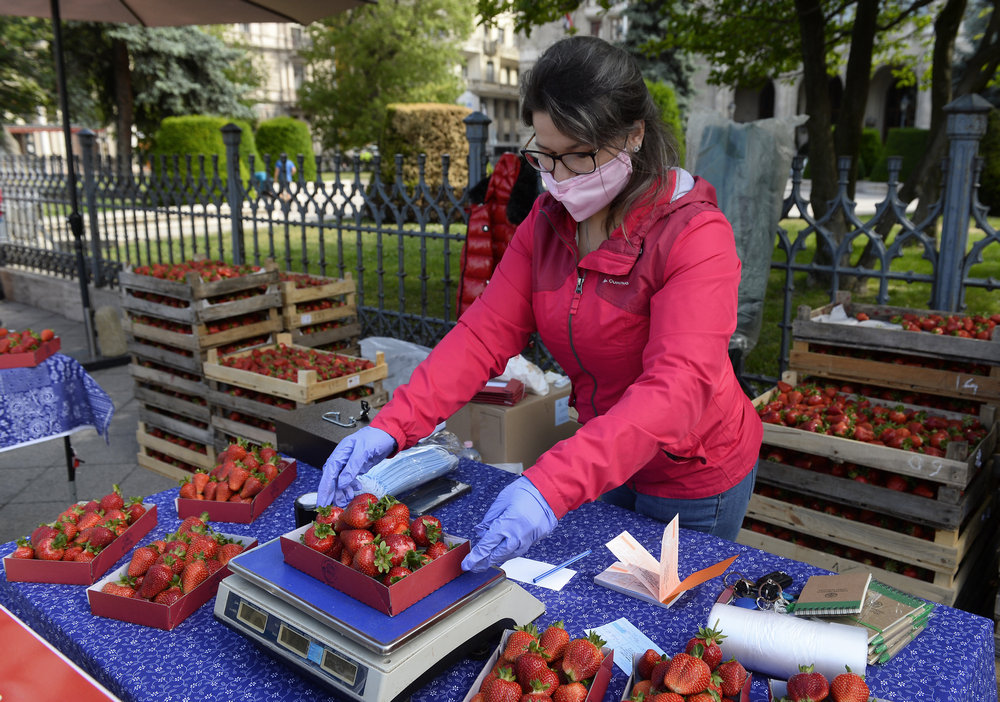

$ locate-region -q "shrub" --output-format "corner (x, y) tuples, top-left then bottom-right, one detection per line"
(379, 103), (472, 192)
(857, 127), (884, 179)
(977, 108), (1000, 215)
(645, 79), (685, 165)
(149, 116), (260, 202)
(867, 127), (929, 182)
(255, 116), (317, 181)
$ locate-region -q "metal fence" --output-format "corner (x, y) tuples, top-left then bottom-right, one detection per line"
(1, 100), (997, 389)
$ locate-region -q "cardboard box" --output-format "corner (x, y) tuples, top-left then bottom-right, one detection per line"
(462, 629), (613, 702)
(446, 384), (579, 468)
(87, 532), (257, 631)
(174, 458), (297, 523)
(3, 504), (158, 585)
(621, 651), (750, 701)
(279, 524), (469, 616)
(0, 337), (61, 369)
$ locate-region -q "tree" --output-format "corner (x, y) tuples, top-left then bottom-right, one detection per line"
(0, 17), (56, 122)
(621, 1), (695, 117)
(298, 0), (474, 152)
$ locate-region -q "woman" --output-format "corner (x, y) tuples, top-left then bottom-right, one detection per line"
(317, 36), (762, 572)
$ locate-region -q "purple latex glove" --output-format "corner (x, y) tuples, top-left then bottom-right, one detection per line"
(461, 476), (558, 572)
(317, 426), (396, 507)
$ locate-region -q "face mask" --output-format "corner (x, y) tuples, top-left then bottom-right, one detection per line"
(540, 149), (633, 222)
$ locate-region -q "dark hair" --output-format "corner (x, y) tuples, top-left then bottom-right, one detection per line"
(521, 36), (678, 234)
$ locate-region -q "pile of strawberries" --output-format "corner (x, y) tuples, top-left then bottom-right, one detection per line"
(627, 624), (748, 701)
(876, 310), (1000, 339)
(100, 512), (246, 604)
(179, 440), (284, 503)
(220, 343), (373, 381)
(301, 493), (452, 585)
(778, 664), (870, 702)
(132, 260), (261, 282)
(0, 327), (56, 354)
(11, 485), (147, 562)
(469, 622), (606, 701)
(281, 272), (333, 288)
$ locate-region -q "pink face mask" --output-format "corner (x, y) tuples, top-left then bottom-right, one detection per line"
(540, 149), (634, 222)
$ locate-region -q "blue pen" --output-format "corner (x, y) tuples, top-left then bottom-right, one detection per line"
(532, 549), (592, 584)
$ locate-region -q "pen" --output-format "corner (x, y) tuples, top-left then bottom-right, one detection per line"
(532, 549), (592, 584)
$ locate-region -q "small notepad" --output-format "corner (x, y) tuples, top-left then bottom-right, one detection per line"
(790, 572), (873, 616)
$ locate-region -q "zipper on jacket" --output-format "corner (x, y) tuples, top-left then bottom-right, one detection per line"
(567, 270), (600, 418)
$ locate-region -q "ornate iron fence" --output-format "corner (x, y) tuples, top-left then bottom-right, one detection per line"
(1, 99), (997, 389)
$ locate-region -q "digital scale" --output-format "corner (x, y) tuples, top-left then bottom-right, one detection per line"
(215, 537), (545, 702)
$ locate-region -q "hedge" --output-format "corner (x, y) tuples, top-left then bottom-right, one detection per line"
(867, 127), (929, 183)
(645, 79), (686, 166)
(978, 108), (1000, 215)
(379, 103), (472, 191)
(255, 116), (317, 181)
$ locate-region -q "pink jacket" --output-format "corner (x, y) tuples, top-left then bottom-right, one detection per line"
(371, 169), (762, 518)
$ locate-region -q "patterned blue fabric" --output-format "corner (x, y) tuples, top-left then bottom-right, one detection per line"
(0, 459), (994, 701)
(0, 354), (114, 449)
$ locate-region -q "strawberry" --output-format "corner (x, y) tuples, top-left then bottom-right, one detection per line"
(260, 461), (279, 482)
(125, 498), (147, 523)
(552, 681), (588, 702)
(501, 624), (539, 663)
(560, 632), (606, 683)
(181, 555), (210, 593)
(217, 541), (246, 566)
(241, 453), (261, 473)
(538, 620), (571, 662)
(385, 499), (410, 524)
(628, 680), (654, 700)
(31, 523), (57, 548)
(11, 537), (34, 559)
(74, 545), (100, 562)
(514, 643), (558, 693)
(102, 575), (138, 598)
(715, 658), (748, 697)
(410, 515), (442, 546)
(303, 522), (337, 554)
(341, 493), (379, 529)
(787, 664), (829, 702)
(382, 565), (412, 586)
(662, 651), (711, 695)
(127, 546), (159, 578)
(685, 622), (726, 669)
(179, 477), (197, 499)
(228, 464), (250, 492)
(382, 533), (417, 567)
(425, 540), (450, 560)
(227, 441), (249, 462)
(154, 583), (184, 605)
(158, 552), (186, 575)
(259, 445), (279, 464)
(36, 534), (67, 561)
(637, 648), (665, 680)
(315, 505), (343, 526)
(203, 481), (219, 501)
(351, 541), (392, 578)
(177, 512), (209, 535)
(187, 532), (220, 561)
(215, 481), (232, 502)
(138, 562), (173, 599)
(374, 512), (409, 537)
(191, 471), (211, 495)
(76, 510), (103, 531)
(519, 679), (555, 701)
(646, 694), (685, 702)
(62, 545), (84, 561)
(340, 529), (374, 557)
(99, 484), (125, 512)
(239, 471), (265, 499)
(81, 525), (116, 548)
(830, 666), (869, 702)
(82, 499), (101, 513)
(481, 666), (521, 702)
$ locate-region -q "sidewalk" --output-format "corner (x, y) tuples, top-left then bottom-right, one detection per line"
(0, 299), (175, 545)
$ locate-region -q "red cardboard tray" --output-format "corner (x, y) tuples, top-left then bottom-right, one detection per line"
(175, 458), (297, 523)
(86, 532), (257, 631)
(279, 523), (469, 616)
(3, 504), (158, 585)
(621, 650), (751, 701)
(462, 628), (613, 702)
(0, 338), (61, 369)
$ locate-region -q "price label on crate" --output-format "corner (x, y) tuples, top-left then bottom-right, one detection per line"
(347, 375), (360, 388)
(300, 313), (313, 325)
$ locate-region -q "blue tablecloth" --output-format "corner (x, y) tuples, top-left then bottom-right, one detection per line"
(0, 460), (994, 701)
(0, 353), (114, 450)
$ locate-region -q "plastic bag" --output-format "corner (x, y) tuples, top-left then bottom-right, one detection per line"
(496, 353), (549, 395)
(360, 336), (432, 398)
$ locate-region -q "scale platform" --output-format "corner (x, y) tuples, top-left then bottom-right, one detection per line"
(216, 537), (544, 702)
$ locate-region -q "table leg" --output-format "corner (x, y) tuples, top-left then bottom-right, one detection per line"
(64, 437), (78, 504)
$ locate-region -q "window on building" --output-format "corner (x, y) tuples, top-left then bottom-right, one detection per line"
(293, 64), (304, 91)
(239, 23), (250, 33)
(511, 68), (518, 86)
(497, 27), (505, 46)
(590, 20), (601, 36)
(486, 61), (495, 83)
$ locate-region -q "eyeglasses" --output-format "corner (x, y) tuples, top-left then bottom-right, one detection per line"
(520, 135), (599, 175)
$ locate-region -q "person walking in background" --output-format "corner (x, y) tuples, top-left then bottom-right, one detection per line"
(317, 35), (762, 572)
(274, 152), (296, 201)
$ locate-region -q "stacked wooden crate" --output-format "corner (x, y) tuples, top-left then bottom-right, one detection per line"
(120, 260), (283, 481)
(739, 292), (1000, 607)
(279, 272), (361, 354)
(203, 332), (388, 450)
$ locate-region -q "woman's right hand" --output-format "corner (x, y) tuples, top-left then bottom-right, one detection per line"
(317, 426), (396, 507)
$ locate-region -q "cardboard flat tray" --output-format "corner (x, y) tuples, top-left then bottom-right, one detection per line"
(279, 524), (469, 616)
(86, 533), (257, 630)
(0, 338), (61, 369)
(174, 458), (296, 523)
(3, 504), (158, 585)
(620, 650), (751, 701)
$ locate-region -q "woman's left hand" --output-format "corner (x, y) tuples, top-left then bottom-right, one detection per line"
(461, 476), (558, 572)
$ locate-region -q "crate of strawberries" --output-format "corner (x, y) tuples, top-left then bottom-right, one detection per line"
(174, 439), (296, 523)
(3, 485), (157, 585)
(87, 512), (256, 630)
(0, 327), (60, 369)
(280, 493), (469, 616)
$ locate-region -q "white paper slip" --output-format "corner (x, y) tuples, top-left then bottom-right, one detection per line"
(587, 618), (664, 675)
(501, 557), (577, 590)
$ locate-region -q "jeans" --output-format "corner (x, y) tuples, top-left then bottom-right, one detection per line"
(599, 461), (758, 542)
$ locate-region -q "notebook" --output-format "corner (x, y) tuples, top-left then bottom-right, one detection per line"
(789, 571), (873, 616)
(827, 579), (935, 645)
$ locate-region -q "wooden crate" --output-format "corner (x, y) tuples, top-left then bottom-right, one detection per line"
(753, 373), (998, 490)
(789, 340), (1000, 405)
(793, 291), (1000, 365)
(288, 320), (362, 348)
(124, 308), (282, 351)
(280, 272), (355, 306)
(127, 338), (206, 376)
(203, 333), (387, 404)
(132, 374), (212, 424)
(119, 260), (280, 305)
(135, 420), (216, 471)
(137, 445), (204, 482)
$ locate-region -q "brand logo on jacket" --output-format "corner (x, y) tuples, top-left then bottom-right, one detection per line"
(602, 278), (629, 286)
